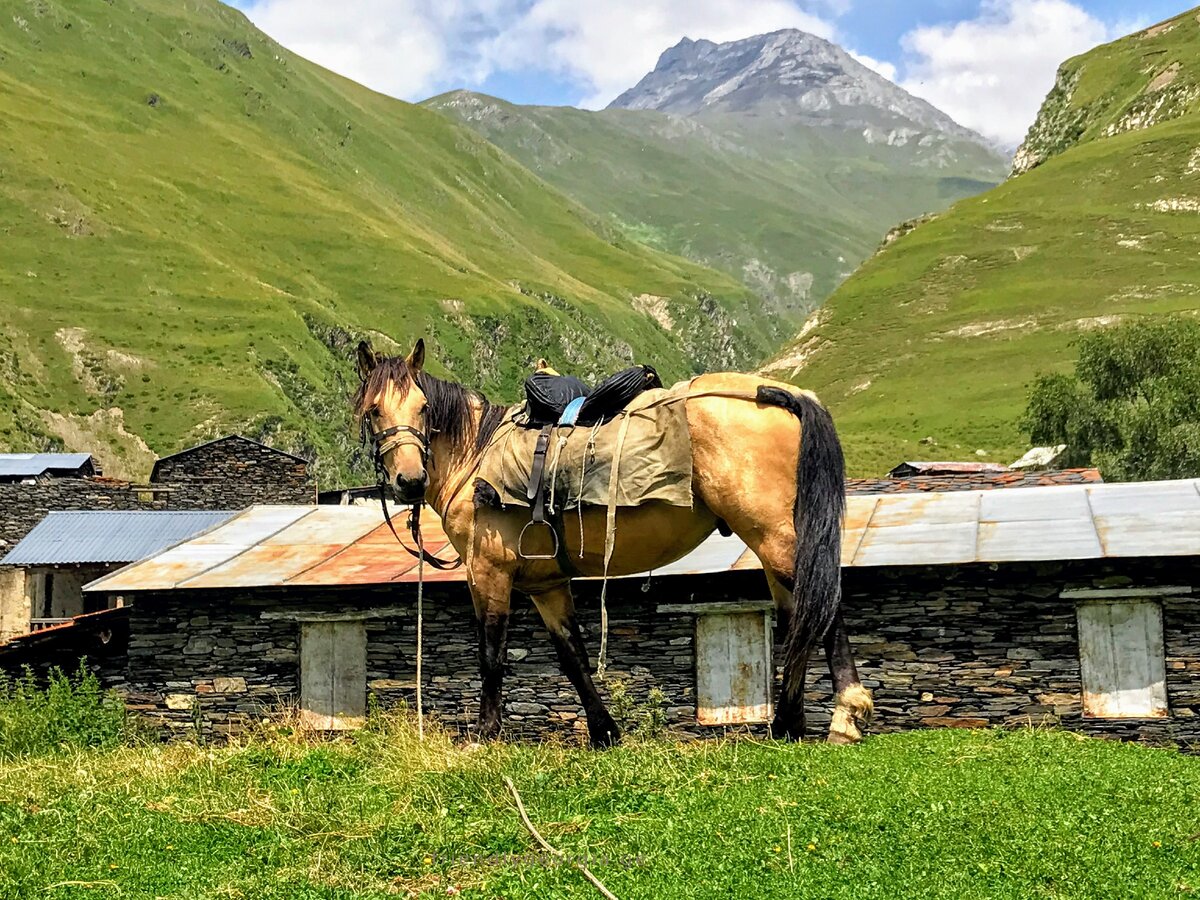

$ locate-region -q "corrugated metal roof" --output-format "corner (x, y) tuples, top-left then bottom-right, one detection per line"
(2, 511), (235, 566)
(84, 479), (1200, 593)
(0, 453), (93, 479)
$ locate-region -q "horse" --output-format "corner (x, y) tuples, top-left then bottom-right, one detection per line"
(353, 338), (873, 748)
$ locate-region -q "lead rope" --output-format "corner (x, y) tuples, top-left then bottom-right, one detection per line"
(596, 409), (637, 679)
(413, 507), (426, 742)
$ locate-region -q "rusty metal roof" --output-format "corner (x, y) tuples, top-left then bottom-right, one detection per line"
(85, 479), (1200, 594)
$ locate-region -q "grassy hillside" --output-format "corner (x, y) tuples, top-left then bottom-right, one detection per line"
(0, 0), (766, 480)
(765, 9), (1200, 476)
(1013, 7), (1200, 173)
(426, 92), (1005, 321)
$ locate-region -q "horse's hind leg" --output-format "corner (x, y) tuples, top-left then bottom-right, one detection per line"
(530, 584), (621, 749)
(765, 571), (807, 740)
(825, 611), (873, 744)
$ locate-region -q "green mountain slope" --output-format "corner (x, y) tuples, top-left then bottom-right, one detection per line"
(426, 92), (1005, 322)
(0, 0), (765, 480)
(764, 9), (1200, 476)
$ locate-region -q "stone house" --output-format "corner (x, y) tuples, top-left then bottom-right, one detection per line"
(0, 511), (232, 641)
(150, 435), (313, 509)
(82, 478), (1200, 744)
(0, 454), (170, 643)
(1, 436), (311, 642)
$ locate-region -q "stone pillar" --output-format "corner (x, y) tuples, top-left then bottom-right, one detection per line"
(0, 567), (31, 642)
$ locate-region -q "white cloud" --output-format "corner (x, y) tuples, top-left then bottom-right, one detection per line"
(897, 0), (1128, 148)
(247, 0), (458, 100)
(847, 50), (897, 84)
(241, 0), (835, 105)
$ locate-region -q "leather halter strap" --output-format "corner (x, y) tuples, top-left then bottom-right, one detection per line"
(372, 424), (429, 461)
(368, 421), (461, 570)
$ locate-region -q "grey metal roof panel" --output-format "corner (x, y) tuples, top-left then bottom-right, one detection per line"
(1, 511), (235, 566)
(0, 453), (93, 478)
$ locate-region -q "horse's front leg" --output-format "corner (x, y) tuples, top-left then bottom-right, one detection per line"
(469, 572), (513, 741)
(531, 584), (621, 749)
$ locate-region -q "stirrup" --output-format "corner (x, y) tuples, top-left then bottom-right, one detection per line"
(518, 519), (560, 560)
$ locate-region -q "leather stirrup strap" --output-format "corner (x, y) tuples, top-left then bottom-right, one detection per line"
(528, 424), (554, 524)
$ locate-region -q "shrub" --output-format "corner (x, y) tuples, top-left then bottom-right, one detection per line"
(1024, 317), (1200, 480)
(0, 662), (129, 758)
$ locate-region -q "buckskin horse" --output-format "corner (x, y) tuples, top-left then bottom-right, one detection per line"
(353, 339), (872, 747)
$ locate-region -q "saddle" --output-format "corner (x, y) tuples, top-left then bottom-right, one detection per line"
(519, 362), (662, 561)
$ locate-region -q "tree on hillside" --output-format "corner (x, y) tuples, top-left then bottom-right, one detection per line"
(1024, 318), (1200, 481)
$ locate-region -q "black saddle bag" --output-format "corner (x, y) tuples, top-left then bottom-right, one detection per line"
(577, 365), (662, 425)
(521, 365), (661, 428)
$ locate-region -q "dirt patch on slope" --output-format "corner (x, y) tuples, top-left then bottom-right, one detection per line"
(632, 293), (675, 331)
(39, 407), (156, 481)
(1147, 62), (1181, 93)
(939, 319), (1038, 339)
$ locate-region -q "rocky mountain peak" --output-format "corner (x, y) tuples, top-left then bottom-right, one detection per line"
(608, 29), (989, 146)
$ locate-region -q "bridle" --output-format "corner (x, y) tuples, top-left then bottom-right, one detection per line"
(363, 409), (461, 571)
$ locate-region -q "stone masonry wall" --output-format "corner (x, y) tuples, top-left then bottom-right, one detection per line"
(151, 436), (312, 510)
(115, 559), (1200, 744)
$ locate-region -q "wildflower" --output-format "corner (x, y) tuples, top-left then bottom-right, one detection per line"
(1152, 841), (1162, 849)
(423, 856), (433, 866)
(807, 843), (817, 852)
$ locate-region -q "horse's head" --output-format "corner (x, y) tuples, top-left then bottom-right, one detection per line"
(355, 338), (430, 503)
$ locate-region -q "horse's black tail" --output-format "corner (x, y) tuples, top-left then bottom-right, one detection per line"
(756, 386), (845, 699)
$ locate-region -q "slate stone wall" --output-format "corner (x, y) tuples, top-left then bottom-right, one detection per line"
(151, 437), (312, 510)
(112, 557), (1200, 744)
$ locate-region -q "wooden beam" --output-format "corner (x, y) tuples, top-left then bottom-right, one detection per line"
(1061, 586), (1192, 600)
(656, 600), (775, 615)
(260, 607), (407, 622)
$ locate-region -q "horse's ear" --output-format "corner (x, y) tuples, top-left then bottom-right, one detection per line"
(406, 338), (425, 374)
(356, 341), (378, 381)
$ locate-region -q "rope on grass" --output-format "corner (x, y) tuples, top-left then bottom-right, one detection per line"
(503, 777), (620, 900)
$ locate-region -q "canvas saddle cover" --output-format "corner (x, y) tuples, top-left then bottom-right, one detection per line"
(477, 380), (694, 512)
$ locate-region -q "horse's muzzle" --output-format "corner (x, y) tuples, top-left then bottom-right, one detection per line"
(394, 472), (428, 504)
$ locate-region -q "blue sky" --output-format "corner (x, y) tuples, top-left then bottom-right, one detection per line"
(232, 0), (1192, 145)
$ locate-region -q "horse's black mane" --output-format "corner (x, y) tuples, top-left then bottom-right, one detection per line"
(354, 356), (507, 456)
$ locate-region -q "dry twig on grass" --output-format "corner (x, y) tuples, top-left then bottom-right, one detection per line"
(503, 776), (620, 900)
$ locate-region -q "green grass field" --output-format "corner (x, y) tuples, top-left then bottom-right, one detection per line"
(765, 9), (1200, 476)
(0, 0), (768, 482)
(2, 707), (1199, 899)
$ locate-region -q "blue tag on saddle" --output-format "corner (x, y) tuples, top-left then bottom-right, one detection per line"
(558, 396), (587, 427)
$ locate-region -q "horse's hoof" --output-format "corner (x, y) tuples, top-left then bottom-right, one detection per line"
(588, 726), (621, 749)
(769, 718), (803, 741)
(462, 741), (487, 753)
(827, 728), (860, 745)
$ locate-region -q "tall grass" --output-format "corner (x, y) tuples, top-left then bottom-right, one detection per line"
(0, 663), (129, 758)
